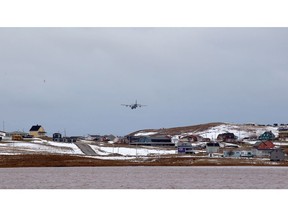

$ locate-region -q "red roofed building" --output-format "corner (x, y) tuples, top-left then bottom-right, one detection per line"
(253, 141), (276, 157)
(254, 140), (275, 150)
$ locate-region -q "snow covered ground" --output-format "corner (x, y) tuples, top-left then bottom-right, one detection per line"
(0, 140), (83, 155)
(134, 131), (158, 136)
(193, 123), (279, 141)
(88, 144), (176, 157)
(0, 138), (176, 159)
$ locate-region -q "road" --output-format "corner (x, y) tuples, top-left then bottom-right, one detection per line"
(75, 142), (97, 156)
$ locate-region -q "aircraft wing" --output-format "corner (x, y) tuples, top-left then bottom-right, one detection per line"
(138, 104), (147, 107)
(121, 104), (131, 107)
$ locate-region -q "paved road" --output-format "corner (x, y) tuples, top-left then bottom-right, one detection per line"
(75, 142), (97, 156)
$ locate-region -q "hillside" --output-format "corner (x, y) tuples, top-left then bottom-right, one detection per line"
(130, 122), (280, 140)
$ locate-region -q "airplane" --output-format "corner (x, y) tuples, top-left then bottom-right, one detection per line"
(121, 100), (147, 109)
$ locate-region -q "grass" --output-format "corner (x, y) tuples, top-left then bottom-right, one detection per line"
(1, 154), (288, 168)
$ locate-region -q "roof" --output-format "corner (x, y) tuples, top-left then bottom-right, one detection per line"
(206, 142), (220, 147)
(29, 125), (42, 131)
(254, 141), (275, 150)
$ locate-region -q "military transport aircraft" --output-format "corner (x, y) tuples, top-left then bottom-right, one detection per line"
(121, 100), (147, 109)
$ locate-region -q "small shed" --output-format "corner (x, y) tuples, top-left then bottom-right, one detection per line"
(270, 149), (285, 161)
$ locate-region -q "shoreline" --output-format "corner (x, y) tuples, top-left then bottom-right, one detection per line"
(1, 154), (288, 168)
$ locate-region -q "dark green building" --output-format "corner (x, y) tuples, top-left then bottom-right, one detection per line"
(258, 131), (276, 141)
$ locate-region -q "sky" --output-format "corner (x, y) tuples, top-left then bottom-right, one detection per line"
(1, 28), (288, 136)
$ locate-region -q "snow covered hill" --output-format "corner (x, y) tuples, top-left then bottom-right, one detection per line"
(131, 122), (279, 141)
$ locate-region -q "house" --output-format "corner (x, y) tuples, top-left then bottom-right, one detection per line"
(130, 135), (174, 146)
(85, 135), (101, 141)
(253, 140), (275, 157)
(206, 142), (220, 154)
(217, 132), (237, 142)
(179, 135), (198, 142)
(53, 133), (62, 142)
(278, 127), (288, 140)
(258, 131), (275, 141)
(223, 150), (253, 158)
(270, 149), (285, 161)
(177, 143), (195, 154)
(62, 136), (83, 143)
(29, 125), (46, 138)
(125, 136), (141, 144)
(101, 135), (116, 142)
(0, 131), (6, 137)
(254, 140), (275, 149)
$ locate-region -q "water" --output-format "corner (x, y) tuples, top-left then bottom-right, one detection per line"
(0, 166), (287, 189)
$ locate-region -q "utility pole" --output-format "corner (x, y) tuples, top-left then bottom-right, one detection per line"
(3, 121), (5, 131)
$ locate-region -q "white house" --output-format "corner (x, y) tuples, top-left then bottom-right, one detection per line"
(0, 130), (6, 137)
(206, 142), (220, 154)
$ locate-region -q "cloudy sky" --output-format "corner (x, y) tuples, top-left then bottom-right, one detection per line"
(1, 28), (288, 136)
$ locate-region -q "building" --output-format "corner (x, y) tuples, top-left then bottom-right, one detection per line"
(0, 131), (6, 137)
(217, 133), (237, 142)
(85, 135), (101, 141)
(270, 149), (285, 161)
(62, 136), (82, 143)
(29, 125), (46, 138)
(253, 140), (275, 157)
(12, 134), (23, 141)
(179, 135), (199, 143)
(130, 136), (174, 146)
(101, 134), (116, 142)
(278, 127), (288, 140)
(258, 131), (275, 141)
(223, 150), (253, 158)
(206, 142), (220, 154)
(177, 143), (195, 154)
(53, 133), (62, 142)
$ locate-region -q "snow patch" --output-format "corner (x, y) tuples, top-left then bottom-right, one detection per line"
(89, 145), (176, 156)
(134, 132), (158, 136)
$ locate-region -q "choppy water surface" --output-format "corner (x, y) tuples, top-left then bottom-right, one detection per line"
(0, 166), (287, 189)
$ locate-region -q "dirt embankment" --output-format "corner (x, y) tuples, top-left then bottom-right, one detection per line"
(1, 154), (288, 168)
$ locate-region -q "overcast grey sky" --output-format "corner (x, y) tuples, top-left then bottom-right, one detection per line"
(1, 28), (288, 136)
